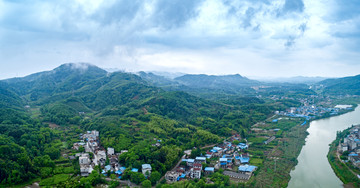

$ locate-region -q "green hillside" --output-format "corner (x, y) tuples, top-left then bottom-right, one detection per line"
(318, 74), (360, 95)
(0, 63), (273, 186)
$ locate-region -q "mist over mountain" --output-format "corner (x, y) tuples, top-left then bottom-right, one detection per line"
(251, 76), (329, 84)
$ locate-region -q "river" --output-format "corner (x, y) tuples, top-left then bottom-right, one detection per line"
(288, 106), (360, 188)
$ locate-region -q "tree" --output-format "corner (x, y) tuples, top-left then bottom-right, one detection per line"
(197, 179), (205, 188)
(44, 147), (60, 160)
(130, 172), (146, 185)
(232, 140), (240, 145)
(141, 180), (151, 188)
(149, 171), (161, 185)
(78, 146), (85, 152)
(191, 148), (201, 158)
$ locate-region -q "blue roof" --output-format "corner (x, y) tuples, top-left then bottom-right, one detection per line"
(272, 119), (278, 122)
(238, 144), (248, 149)
(142, 164), (152, 169)
(349, 153), (358, 157)
(220, 158), (227, 162)
(115, 170), (122, 175)
(205, 154), (212, 159)
(204, 167), (215, 171)
(180, 174), (186, 178)
(210, 149), (217, 153)
(131, 168), (139, 172)
(118, 176), (122, 179)
(119, 167), (126, 172)
(105, 165), (111, 171)
(238, 165), (257, 172)
(187, 159), (195, 163)
(196, 157), (206, 161)
(239, 157), (249, 163)
(182, 159), (188, 162)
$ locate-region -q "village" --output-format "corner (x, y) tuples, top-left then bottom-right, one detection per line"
(72, 130), (152, 180)
(164, 134), (257, 183)
(68, 102), (354, 186)
(338, 125), (360, 168)
(70, 130), (258, 185)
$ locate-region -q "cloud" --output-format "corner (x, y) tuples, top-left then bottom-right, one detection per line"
(0, 0), (360, 79)
(282, 0), (304, 13)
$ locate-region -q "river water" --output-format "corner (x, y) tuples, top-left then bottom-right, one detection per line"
(288, 106), (360, 188)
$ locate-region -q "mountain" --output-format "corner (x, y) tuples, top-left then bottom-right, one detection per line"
(174, 74), (260, 88)
(137, 71), (179, 87)
(252, 76), (329, 84)
(0, 82), (23, 109)
(2, 63), (267, 128)
(4, 63), (108, 101)
(317, 74), (360, 95)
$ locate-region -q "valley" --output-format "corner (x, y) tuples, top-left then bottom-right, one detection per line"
(1, 63), (360, 187)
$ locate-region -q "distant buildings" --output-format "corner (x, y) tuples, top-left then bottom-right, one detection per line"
(339, 125), (360, 168)
(79, 153), (92, 176)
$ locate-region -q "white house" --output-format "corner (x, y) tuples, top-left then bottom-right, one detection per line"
(107, 147), (115, 156)
(142, 164), (152, 176)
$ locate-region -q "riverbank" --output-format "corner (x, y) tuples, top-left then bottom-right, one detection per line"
(246, 118), (310, 187)
(288, 105), (360, 187)
(328, 126), (360, 188)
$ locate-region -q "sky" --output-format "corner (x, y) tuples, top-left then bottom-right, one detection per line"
(1, 0), (360, 79)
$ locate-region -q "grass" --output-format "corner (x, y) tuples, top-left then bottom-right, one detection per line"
(39, 174), (70, 186)
(251, 119), (309, 188)
(250, 158), (263, 166)
(2, 178), (41, 188)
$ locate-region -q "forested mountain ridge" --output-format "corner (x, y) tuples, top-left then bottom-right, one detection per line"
(4, 63), (108, 102)
(317, 74), (360, 95)
(0, 82), (23, 109)
(174, 74), (260, 88)
(0, 63), (275, 186)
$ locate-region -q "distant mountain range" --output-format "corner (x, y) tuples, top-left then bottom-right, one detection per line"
(317, 74), (360, 95)
(251, 76), (329, 84)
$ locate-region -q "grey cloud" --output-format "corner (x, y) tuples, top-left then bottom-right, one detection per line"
(284, 36), (296, 48)
(329, 0), (360, 22)
(298, 23), (307, 33)
(92, 0), (143, 25)
(277, 0), (304, 17)
(243, 7), (255, 29)
(283, 0), (304, 13)
(152, 0), (204, 29)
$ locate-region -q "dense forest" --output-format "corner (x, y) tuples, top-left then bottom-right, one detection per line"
(0, 63), (277, 186)
(1, 63), (355, 187)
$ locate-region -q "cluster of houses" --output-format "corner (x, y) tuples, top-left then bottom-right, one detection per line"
(165, 157), (206, 183)
(339, 125), (360, 168)
(73, 130), (100, 176)
(72, 130), (153, 179)
(165, 138), (257, 183)
(275, 104), (352, 120)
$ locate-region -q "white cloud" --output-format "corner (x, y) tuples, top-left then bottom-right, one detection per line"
(0, 0), (360, 79)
